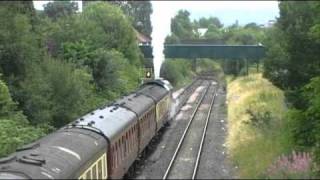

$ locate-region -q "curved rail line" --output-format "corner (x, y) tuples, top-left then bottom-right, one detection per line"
(163, 81), (217, 179)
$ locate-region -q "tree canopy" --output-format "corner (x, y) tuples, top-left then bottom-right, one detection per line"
(0, 1), (149, 157)
(43, 1), (78, 20)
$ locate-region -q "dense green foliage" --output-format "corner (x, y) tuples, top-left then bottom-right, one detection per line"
(160, 59), (223, 88)
(165, 10), (265, 45)
(263, 1), (320, 165)
(160, 59), (194, 87)
(86, 1), (153, 37)
(0, 1), (147, 157)
(43, 1), (78, 21)
(165, 10), (265, 76)
(0, 2), (39, 82)
(288, 77), (320, 163)
(227, 74), (293, 178)
(0, 79), (45, 157)
(20, 59), (97, 127)
(116, 1), (153, 37)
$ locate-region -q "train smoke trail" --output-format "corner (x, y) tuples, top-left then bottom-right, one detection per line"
(169, 99), (180, 120)
(151, 2), (174, 78)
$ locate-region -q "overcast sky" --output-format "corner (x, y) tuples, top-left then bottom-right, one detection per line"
(34, 1), (279, 25)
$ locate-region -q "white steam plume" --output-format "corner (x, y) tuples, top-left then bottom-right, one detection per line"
(151, 1), (175, 78)
(169, 98), (180, 120)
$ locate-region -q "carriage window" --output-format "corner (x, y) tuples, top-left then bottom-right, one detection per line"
(118, 139), (121, 160)
(126, 132), (128, 154)
(85, 169), (92, 180)
(120, 139), (123, 161)
(97, 160), (102, 179)
(122, 136), (126, 157)
(92, 164), (97, 179)
(103, 154), (107, 179)
(110, 146), (113, 169)
(115, 143), (118, 168)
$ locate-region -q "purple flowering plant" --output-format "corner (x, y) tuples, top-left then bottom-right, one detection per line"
(266, 151), (318, 179)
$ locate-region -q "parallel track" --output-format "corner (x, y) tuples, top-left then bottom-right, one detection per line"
(163, 81), (217, 179)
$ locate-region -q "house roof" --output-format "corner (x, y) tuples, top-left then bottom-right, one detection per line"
(135, 30), (151, 44)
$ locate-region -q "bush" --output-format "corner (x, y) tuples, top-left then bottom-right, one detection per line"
(197, 59), (223, 75)
(0, 79), (46, 157)
(289, 77), (320, 164)
(88, 49), (140, 99)
(0, 78), (26, 122)
(79, 2), (142, 66)
(20, 58), (98, 128)
(160, 59), (194, 87)
(0, 119), (45, 158)
(227, 74), (294, 178)
(266, 151), (318, 179)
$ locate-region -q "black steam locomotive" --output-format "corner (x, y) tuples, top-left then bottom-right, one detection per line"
(0, 79), (173, 179)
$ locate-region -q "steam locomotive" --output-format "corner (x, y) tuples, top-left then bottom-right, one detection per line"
(0, 79), (173, 179)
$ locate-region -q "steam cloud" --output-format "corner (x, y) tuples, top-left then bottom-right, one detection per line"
(151, 2), (175, 78)
(169, 98), (180, 120)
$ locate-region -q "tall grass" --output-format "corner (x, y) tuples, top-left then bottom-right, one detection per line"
(226, 73), (294, 178)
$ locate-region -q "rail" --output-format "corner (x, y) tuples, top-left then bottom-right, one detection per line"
(163, 81), (214, 179)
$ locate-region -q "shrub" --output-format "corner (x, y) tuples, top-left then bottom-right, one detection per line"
(0, 119), (45, 158)
(289, 77), (320, 164)
(0, 78), (26, 122)
(227, 74), (293, 178)
(20, 58), (98, 128)
(160, 59), (194, 87)
(266, 151), (317, 179)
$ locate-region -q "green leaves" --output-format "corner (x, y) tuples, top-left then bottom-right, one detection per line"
(21, 58), (97, 127)
(0, 79), (45, 158)
(112, 1), (153, 36)
(263, 1), (320, 165)
(0, 0), (148, 157)
(160, 59), (193, 87)
(0, 4), (39, 80)
(43, 1), (78, 21)
(81, 2), (141, 66)
(0, 119), (45, 158)
(0, 80), (15, 118)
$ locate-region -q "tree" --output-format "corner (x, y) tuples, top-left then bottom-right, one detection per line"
(0, 79), (44, 158)
(0, 3), (40, 86)
(43, 1), (78, 21)
(263, 26), (290, 89)
(262, 1), (320, 164)
(0, 119), (46, 158)
(116, 1), (153, 36)
(160, 59), (193, 87)
(197, 16), (223, 29)
(86, 49), (139, 95)
(20, 58), (97, 128)
(204, 24), (223, 42)
(0, 79), (26, 122)
(170, 10), (196, 39)
(77, 2), (142, 66)
(244, 22), (260, 30)
(288, 77), (320, 163)
(278, 2), (320, 90)
(264, 1), (320, 108)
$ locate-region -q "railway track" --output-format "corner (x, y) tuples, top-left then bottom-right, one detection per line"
(163, 80), (217, 179)
(173, 79), (203, 115)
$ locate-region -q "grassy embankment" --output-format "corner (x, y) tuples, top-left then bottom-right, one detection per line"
(226, 73), (293, 178)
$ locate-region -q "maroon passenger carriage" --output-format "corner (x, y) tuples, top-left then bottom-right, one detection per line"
(0, 79), (173, 179)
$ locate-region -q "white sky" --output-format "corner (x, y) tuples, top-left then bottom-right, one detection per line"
(33, 1), (279, 78)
